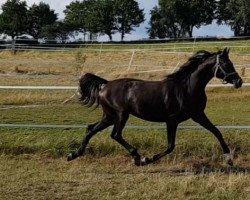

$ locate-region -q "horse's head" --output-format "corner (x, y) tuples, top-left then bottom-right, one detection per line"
(213, 48), (243, 88)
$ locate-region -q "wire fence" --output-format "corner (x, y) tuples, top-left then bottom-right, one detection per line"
(0, 123), (250, 130)
(1, 84), (250, 91)
(0, 38), (250, 82)
(0, 38), (250, 130)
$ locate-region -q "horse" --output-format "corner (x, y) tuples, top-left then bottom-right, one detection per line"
(67, 48), (243, 166)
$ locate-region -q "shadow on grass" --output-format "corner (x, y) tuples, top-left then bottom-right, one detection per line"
(170, 159), (250, 176)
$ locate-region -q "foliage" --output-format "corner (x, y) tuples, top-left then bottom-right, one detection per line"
(97, 0), (117, 40)
(1, 0), (250, 41)
(114, 0), (145, 40)
(217, 0), (250, 36)
(40, 21), (73, 41)
(148, 0), (216, 38)
(64, 0), (101, 40)
(64, 0), (144, 41)
(64, 0), (89, 33)
(0, 0), (28, 39)
(27, 2), (58, 38)
(148, 7), (167, 39)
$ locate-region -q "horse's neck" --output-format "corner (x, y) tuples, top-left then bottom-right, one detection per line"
(190, 63), (214, 92)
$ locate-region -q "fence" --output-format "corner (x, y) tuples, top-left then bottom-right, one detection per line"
(1, 84), (250, 90)
(1, 123), (250, 130)
(0, 38), (250, 130)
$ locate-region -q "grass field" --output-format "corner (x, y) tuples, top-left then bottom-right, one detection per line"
(0, 40), (250, 86)
(0, 41), (250, 199)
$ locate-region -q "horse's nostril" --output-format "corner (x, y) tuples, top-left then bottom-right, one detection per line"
(234, 78), (243, 88)
(238, 79), (243, 87)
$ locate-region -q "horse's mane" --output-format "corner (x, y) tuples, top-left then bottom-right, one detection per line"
(166, 50), (217, 81)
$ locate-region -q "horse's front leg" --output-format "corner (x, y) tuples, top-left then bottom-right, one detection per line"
(191, 112), (233, 166)
(140, 122), (178, 165)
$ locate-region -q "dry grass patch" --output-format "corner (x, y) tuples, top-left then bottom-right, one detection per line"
(0, 155), (249, 200)
(0, 47), (249, 83)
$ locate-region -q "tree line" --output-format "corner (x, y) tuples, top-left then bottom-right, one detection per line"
(0, 0), (249, 43)
(0, 0), (144, 42)
(149, 0), (250, 38)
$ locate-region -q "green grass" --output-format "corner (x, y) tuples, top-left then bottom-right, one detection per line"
(0, 43), (250, 199)
(0, 128), (249, 160)
(0, 88), (249, 161)
(1, 88), (250, 125)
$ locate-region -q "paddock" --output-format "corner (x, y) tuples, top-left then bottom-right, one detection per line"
(0, 40), (250, 199)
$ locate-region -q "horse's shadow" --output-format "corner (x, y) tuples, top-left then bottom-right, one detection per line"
(170, 160), (250, 176)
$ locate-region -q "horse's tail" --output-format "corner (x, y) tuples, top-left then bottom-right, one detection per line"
(78, 73), (108, 108)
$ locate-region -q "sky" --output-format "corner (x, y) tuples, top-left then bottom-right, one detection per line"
(0, 0), (234, 41)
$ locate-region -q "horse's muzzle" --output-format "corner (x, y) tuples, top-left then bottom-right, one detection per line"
(233, 78), (243, 88)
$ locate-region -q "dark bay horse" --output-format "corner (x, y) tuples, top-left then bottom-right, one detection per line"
(68, 48), (243, 166)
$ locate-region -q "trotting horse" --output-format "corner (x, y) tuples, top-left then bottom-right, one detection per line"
(67, 48), (242, 166)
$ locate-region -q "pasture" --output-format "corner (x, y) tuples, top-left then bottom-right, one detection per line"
(0, 41), (250, 199)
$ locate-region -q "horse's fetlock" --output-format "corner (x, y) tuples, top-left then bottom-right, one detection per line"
(131, 149), (140, 157)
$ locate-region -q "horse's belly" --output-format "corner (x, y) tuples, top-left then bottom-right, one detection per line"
(130, 106), (168, 122)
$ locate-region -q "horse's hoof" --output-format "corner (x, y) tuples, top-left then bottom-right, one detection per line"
(140, 157), (152, 166)
(67, 153), (75, 161)
(227, 159), (234, 166)
(133, 158), (141, 166)
(224, 153), (234, 166)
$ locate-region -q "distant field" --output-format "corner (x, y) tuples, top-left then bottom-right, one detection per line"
(0, 40), (250, 86)
(0, 40), (250, 199)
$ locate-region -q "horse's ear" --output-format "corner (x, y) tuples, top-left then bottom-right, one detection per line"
(222, 47), (230, 57)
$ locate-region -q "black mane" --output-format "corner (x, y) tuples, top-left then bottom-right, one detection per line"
(166, 50), (217, 80)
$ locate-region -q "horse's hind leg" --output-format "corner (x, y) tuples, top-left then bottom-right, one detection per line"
(111, 113), (142, 166)
(67, 116), (112, 161)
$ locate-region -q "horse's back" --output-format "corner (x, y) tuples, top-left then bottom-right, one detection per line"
(98, 78), (183, 122)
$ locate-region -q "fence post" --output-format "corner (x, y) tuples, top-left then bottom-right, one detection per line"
(98, 42), (103, 62)
(128, 50), (135, 70)
(11, 38), (16, 54)
(172, 52), (180, 73)
(192, 37), (197, 53)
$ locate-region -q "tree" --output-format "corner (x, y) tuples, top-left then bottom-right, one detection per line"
(114, 0), (145, 40)
(64, 0), (99, 40)
(64, 0), (86, 33)
(27, 2), (58, 38)
(149, 1), (185, 38)
(174, 0), (216, 37)
(64, 0), (144, 41)
(97, 0), (117, 41)
(64, 0), (117, 41)
(40, 21), (73, 41)
(0, 0), (28, 40)
(217, 0), (250, 36)
(149, 0), (216, 38)
(148, 7), (167, 39)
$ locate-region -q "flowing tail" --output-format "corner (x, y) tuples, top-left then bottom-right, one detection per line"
(78, 73), (108, 107)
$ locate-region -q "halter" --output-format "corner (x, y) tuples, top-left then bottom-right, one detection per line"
(214, 55), (237, 84)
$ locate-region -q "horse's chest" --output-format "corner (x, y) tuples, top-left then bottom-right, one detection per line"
(186, 95), (207, 112)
